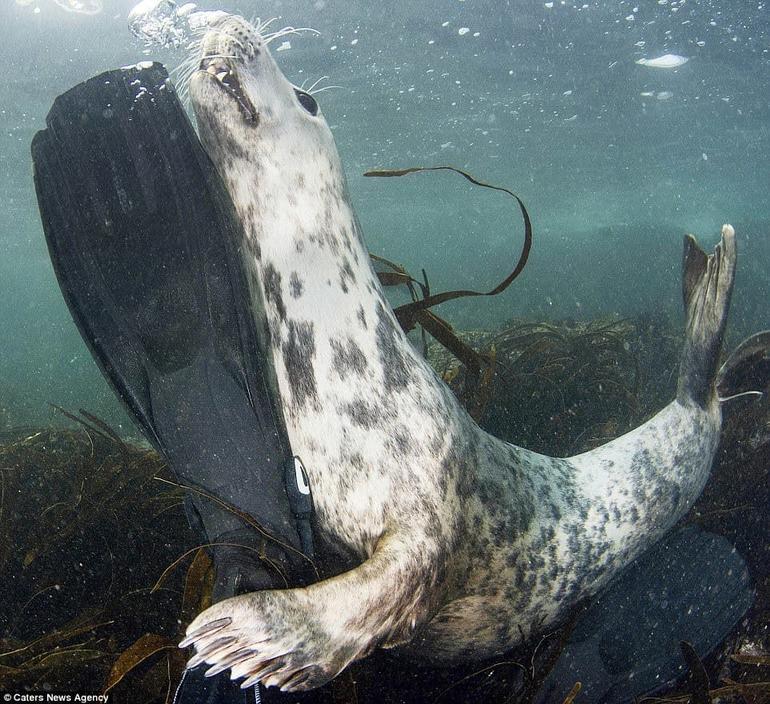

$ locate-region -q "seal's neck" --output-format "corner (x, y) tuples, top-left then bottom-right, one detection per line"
(215, 132), (384, 332)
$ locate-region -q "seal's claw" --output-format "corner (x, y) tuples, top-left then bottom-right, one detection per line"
(279, 668), (313, 692)
(246, 657), (286, 682)
(199, 635), (237, 656)
(180, 616), (232, 647)
(205, 660), (234, 678)
(240, 673), (262, 689)
(185, 636), (238, 670)
(183, 588), (363, 692)
(185, 653), (206, 670)
(263, 670), (292, 690)
(216, 647), (260, 670)
(269, 666), (307, 691)
(230, 653), (284, 682)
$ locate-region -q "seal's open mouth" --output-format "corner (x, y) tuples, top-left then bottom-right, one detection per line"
(199, 56), (258, 123)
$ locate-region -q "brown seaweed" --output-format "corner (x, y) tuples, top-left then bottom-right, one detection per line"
(430, 317), (652, 456)
(0, 420), (196, 698)
(560, 682), (581, 704)
(367, 165), (532, 420)
(0, 303), (767, 704)
(365, 165), (532, 329)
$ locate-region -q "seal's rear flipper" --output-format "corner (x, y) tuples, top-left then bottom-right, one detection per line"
(678, 225), (737, 407)
(533, 527), (753, 704)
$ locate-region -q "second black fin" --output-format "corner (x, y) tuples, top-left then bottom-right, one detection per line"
(533, 527), (753, 704)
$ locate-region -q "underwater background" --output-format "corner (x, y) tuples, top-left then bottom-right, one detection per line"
(1, 0), (769, 430)
(1, 2), (770, 702)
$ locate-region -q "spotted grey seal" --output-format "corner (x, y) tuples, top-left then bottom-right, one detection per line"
(180, 13), (741, 693)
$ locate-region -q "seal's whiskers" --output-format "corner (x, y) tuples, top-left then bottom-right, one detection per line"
(300, 75), (328, 93)
(253, 16), (278, 35)
(309, 84), (343, 96)
(171, 56), (200, 105)
(263, 26), (321, 45)
(300, 75), (343, 97)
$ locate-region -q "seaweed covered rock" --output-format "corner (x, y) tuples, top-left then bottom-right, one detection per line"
(0, 422), (200, 697)
(430, 314), (681, 456)
(2, 311), (769, 703)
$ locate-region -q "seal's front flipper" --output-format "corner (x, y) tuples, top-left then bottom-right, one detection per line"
(182, 530), (438, 692)
(533, 527), (753, 704)
(678, 225), (737, 407)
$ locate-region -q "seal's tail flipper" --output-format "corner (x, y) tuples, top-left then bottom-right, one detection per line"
(677, 224), (737, 407)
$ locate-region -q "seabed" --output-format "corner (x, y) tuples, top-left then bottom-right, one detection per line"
(1, 313), (768, 703)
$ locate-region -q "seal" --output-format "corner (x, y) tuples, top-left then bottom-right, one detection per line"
(181, 13), (740, 692)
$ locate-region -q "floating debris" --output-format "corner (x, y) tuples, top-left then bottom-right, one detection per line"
(52, 0), (102, 14)
(641, 90), (675, 100)
(636, 53), (689, 68)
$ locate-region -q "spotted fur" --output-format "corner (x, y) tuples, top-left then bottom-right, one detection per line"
(185, 14), (737, 692)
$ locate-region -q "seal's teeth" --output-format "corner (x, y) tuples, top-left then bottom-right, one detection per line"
(216, 71), (229, 81)
(200, 56), (230, 74)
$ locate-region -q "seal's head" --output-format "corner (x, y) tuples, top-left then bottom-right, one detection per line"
(189, 15), (337, 179)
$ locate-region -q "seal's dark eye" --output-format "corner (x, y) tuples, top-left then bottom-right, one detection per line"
(294, 89), (319, 116)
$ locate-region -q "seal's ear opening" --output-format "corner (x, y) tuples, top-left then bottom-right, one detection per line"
(32, 62), (324, 704)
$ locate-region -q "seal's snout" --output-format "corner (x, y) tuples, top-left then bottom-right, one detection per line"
(192, 15), (266, 123)
(200, 14), (263, 64)
(197, 55), (258, 123)
(190, 12), (329, 151)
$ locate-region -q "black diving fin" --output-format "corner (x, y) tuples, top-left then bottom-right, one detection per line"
(32, 63), (321, 703)
(533, 526), (753, 704)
